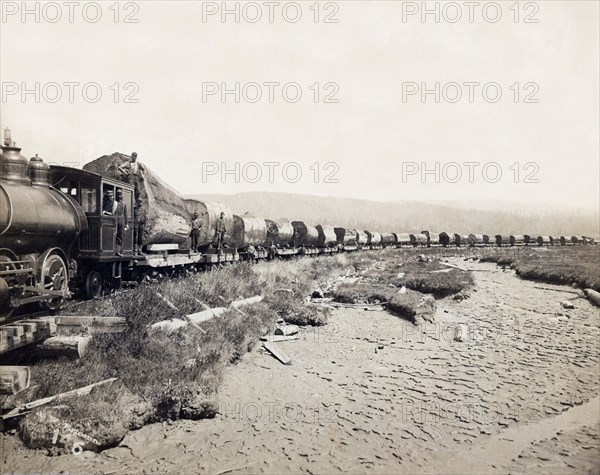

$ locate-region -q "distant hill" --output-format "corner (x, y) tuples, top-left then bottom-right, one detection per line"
(186, 192), (599, 236)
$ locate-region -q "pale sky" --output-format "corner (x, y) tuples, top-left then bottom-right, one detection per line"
(1, 1), (598, 210)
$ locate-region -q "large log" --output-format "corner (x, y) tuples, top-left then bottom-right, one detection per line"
(151, 295), (264, 332)
(232, 214), (267, 248)
(584, 289), (600, 307)
(266, 218), (294, 246)
(184, 199), (235, 248)
(36, 335), (91, 358)
(316, 225), (337, 247)
(291, 221), (319, 247)
(0, 366), (31, 395)
(83, 153), (191, 245)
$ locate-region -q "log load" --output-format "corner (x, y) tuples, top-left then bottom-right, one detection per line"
(291, 221), (319, 247)
(316, 225), (337, 247)
(365, 231), (382, 245)
(184, 199), (234, 248)
(83, 153), (191, 245)
(380, 232), (396, 245)
(266, 218), (294, 246)
(335, 227), (357, 246)
(232, 214), (267, 248)
(395, 233), (411, 246)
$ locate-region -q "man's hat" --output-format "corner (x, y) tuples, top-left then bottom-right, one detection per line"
(116, 189), (123, 195)
(106, 189), (114, 195)
(131, 152), (138, 158)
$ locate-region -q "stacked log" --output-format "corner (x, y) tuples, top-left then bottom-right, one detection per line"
(83, 153), (191, 245)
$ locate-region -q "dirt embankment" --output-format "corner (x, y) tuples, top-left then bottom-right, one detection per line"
(2, 261), (599, 474)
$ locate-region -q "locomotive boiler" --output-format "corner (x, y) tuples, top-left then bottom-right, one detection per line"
(0, 130), (86, 318)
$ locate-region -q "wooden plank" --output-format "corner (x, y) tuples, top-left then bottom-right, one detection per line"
(439, 262), (468, 272)
(0, 366), (31, 395)
(4, 325), (24, 337)
(260, 334), (300, 342)
(262, 341), (292, 365)
(2, 378), (117, 420)
(56, 316), (127, 335)
(146, 243), (179, 251)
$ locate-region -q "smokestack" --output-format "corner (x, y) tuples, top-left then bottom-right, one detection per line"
(4, 128), (12, 147)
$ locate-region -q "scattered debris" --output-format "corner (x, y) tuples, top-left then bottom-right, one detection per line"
(453, 292), (470, 301)
(439, 262), (468, 272)
(453, 324), (468, 342)
(2, 378), (118, 420)
(274, 318), (299, 336)
(262, 341), (292, 365)
(0, 366), (31, 395)
(584, 289), (600, 307)
(260, 334), (300, 342)
(560, 301), (575, 310)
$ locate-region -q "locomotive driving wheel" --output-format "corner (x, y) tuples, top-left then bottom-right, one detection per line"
(85, 271), (103, 299)
(39, 254), (68, 311)
(0, 251), (18, 319)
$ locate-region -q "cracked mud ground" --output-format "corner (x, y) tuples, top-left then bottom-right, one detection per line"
(2, 261), (599, 474)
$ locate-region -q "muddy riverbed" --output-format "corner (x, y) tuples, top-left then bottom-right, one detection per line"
(2, 261), (599, 474)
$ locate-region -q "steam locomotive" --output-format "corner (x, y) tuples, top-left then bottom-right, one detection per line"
(0, 130), (594, 319)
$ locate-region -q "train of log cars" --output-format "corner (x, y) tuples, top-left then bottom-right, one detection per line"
(0, 138), (596, 318)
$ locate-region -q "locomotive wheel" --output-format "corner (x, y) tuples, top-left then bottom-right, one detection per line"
(39, 254), (68, 311)
(85, 271), (103, 299)
(0, 277), (13, 320)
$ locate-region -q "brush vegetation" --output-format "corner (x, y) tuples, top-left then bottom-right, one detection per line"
(479, 246), (600, 291)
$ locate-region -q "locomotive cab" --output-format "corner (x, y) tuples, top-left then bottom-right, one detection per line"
(49, 166), (135, 297)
